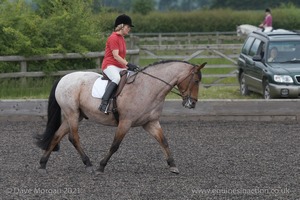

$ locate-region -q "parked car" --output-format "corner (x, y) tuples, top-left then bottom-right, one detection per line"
(237, 29), (300, 99)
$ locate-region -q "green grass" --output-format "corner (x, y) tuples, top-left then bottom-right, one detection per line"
(0, 58), (262, 99)
(0, 78), (262, 100)
(166, 86), (261, 99)
(0, 77), (56, 99)
(199, 86), (261, 99)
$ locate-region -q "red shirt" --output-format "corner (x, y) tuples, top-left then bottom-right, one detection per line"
(102, 32), (127, 70)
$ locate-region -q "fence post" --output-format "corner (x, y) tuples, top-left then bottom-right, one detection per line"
(216, 32), (220, 44)
(95, 57), (101, 72)
(158, 33), (162, 46)
(129, 34), (136, 48)
(20, 61), (27, 85)
(130, 51), (139, 65)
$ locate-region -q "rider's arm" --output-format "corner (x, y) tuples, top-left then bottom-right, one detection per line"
(112, 49), (128, 66)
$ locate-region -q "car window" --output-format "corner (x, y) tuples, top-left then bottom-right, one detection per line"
(258, 42), (266, 58)
(249, 39), (262, 57)
(268, 41), (300, 62)
(242, 37), (255, 55)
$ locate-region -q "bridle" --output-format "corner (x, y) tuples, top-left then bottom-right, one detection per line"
(176, 67), (201, 103)
(130, 65), (201, 101)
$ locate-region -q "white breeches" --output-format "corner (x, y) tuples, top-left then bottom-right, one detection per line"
(103, 65), (126, 84)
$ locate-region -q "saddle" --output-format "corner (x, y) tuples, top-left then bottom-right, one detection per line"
(101, 70), (128, 123)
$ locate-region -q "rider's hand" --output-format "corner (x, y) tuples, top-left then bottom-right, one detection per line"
(126, 63), (139, 72)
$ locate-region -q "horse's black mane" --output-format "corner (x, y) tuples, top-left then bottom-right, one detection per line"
(141, 60), (196, 71)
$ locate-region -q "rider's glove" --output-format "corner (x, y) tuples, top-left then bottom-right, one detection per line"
(126, 63), (139, 72)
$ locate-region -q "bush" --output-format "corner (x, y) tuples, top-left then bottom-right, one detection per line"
(1, 2), (300, 73)
(0, 0), (105, 72)
(119, 8), (300, 33)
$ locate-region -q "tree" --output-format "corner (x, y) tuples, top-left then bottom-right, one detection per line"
(158, 0), (179, 11)
(210, 0), (300, 10)
(0, 0), (43, 56)
(132, 0), (154, 15)
(32, 0), (101, 53)
(0, 0), (103, 55)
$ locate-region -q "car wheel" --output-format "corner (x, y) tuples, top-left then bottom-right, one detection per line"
(240, 73), (250, 96)
(263, 80), (271, 99)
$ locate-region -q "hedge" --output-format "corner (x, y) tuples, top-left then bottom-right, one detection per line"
(1, 0), (300, 73)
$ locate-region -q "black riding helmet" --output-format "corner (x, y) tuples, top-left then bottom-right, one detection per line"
(114, 14), (134, 28)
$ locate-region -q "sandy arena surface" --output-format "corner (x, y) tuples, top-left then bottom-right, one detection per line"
(0, 119), (299, 200)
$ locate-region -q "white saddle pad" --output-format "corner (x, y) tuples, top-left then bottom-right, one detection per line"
(92, 71), (135, 98)
(92, 76), (108, 98)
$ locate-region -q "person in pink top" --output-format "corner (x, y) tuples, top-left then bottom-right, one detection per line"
(259, 8), (272, 28)
(99, 14), (139, 114)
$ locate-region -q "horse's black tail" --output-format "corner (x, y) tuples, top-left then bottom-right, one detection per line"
(35, 79), (61, 151)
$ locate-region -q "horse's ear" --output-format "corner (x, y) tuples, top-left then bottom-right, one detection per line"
(197, 62), (207, 71)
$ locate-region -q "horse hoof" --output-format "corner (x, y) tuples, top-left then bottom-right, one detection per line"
(37, 168), (47, 175)
(170, 167), (179, 174)
(85, 166), (94, 174)
(95, 168), (104, 176)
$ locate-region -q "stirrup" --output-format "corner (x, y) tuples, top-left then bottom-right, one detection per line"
(99, 101), (110, 114)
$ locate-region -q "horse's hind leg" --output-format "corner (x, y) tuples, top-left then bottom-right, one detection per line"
(67, 117), (93, 171)
(143, 120), (179, 174)
(39, 120), (70, 172)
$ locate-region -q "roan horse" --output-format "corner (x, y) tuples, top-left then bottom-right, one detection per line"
(36, 60), (206, 174)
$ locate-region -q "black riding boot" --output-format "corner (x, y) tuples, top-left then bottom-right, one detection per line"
(99, 82), (118, 114)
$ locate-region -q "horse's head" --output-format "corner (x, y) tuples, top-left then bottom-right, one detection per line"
(177, 62), (206, 109)
(237, 24), (259, 37)
(236, 25), (242, 37)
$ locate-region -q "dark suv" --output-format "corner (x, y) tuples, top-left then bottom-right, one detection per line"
(237, 30), (300, 99)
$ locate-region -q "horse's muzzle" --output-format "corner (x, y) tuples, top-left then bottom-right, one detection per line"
(182, 96), (197, 109)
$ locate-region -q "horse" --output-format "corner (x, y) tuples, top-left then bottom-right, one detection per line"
(236, 24), (260, 37)
(35, 60), (206, 174)
(236, 24), (273, 37)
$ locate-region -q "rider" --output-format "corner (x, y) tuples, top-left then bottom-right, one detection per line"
(99, 14), (139, 114)
(259, 8), (272, 29)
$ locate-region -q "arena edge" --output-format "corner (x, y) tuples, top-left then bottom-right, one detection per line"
(1, 99), (300, 122)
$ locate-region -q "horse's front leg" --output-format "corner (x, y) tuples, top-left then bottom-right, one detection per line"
(143, 120), (179, 174)
(96, 120), (131, 173)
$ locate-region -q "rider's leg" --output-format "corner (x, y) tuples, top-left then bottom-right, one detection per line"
(99, 82), (118, 114)
(99, 65), (123, 114)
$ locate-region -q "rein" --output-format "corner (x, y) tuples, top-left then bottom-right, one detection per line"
(129, 67), (197, 98)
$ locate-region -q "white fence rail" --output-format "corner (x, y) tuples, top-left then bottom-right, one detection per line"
(0, 50), (139, 78)
(0, 32), (244, 86)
